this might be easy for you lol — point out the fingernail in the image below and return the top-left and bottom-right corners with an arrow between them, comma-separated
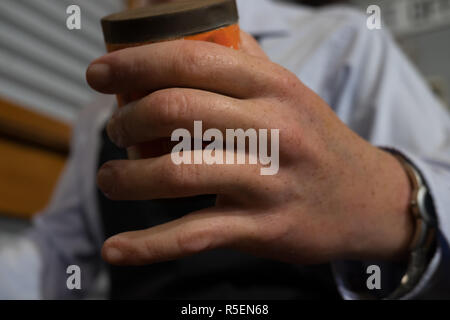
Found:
97,165 -> 115,198
87,63 -> 112,89
105,246 -> 123,263
107,117 -> 124,148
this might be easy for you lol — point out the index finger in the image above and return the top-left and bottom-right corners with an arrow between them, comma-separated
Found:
86,39 -> 285,99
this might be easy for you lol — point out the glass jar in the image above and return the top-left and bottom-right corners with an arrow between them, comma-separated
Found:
101,0 -> 240,158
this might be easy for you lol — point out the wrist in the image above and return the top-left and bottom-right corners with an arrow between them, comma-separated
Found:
380,150 -> 416,259
343,147 -> 415,261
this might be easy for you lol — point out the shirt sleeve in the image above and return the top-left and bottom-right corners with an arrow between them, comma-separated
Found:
0,235 -> 42,299
0,96 -> 114,299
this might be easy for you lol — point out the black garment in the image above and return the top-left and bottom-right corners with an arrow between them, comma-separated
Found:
97,128 -> 341,299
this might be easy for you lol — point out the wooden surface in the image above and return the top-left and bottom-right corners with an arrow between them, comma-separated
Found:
0,98 -> 72,219
0,138 -> 67,219
0,97 -> 71,154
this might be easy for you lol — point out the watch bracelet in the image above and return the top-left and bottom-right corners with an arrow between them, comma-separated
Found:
382,148 -> 438,299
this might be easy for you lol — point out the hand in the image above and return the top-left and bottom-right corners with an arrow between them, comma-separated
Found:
87,32 -> 414,266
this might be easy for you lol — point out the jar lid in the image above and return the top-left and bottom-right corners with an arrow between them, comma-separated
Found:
102,0 -> 239,44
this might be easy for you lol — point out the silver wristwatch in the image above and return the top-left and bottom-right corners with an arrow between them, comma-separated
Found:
385,150 -> 438,300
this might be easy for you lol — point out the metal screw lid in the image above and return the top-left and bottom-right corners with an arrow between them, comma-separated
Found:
102,0 -> 239,44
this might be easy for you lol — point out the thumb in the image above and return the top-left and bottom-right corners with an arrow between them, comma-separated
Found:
101,208 -> 253,266
239,30 -> 270,60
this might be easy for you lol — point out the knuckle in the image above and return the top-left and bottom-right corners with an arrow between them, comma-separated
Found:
177,227 -> 212,254
147,89 -> 190,127
142,237 -> 166,262
165,161 -> 197,190
257,215 -> 290,243
277,70 -> 301,95
174,41 -> 220,78
280,122 -> 304,156
264,66 -> 302,99
181,42 -> 206,71
173,41 -> 200,75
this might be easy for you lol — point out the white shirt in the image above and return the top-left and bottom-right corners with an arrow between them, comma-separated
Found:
1,0 -> 449,299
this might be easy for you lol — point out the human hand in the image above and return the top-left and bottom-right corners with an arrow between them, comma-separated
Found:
87,31 -> 414,266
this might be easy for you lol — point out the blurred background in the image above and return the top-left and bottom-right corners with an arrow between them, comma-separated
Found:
1,0 -> 449,239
